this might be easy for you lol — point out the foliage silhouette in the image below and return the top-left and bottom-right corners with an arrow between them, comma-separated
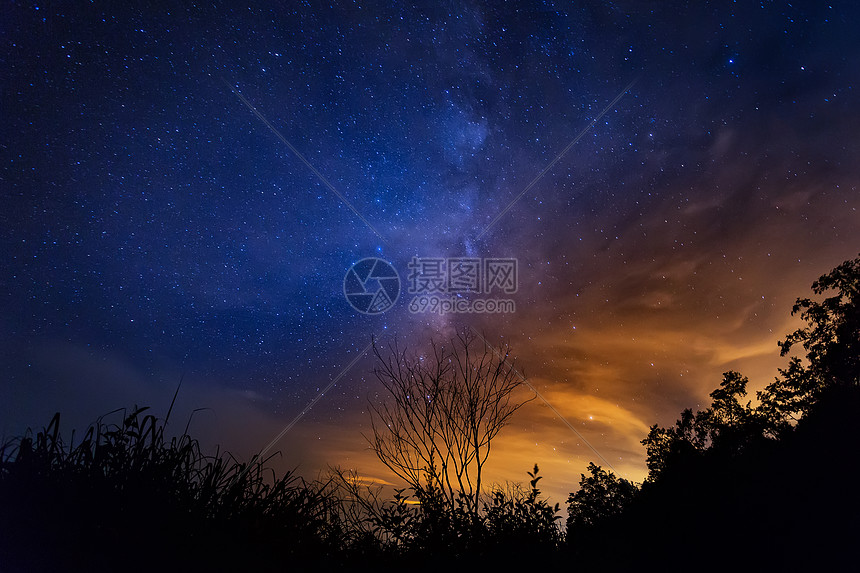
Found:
484,464 -> 562,550
325,462 -> 562,569
757,253 -> 860,430
566,462 -> 637,533
640,370 -> 767,480
2,255 -> 858,570
564,254 -> 860,569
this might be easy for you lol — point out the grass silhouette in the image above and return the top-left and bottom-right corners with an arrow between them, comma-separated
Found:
0,401 -> 342,572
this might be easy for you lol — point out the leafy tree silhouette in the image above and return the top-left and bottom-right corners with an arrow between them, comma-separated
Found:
641,254 -> 860,480
566,254 -> 860,570
566,462 -> 637,540
641,370 -> 765,480
758,253 -> 860,430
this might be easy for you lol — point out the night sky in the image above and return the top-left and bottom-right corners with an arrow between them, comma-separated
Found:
2,2 -> 859,504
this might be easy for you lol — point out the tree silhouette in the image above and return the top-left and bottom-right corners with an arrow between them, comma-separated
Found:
566,462 -> 637,533
367,330 -> 531,521
758,253 -> 860,430
641,370 -> 762,480
641,254 -> 860,481
599,254 -> 860,570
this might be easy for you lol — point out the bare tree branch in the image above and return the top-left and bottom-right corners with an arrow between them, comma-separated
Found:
365,330 -> 533,517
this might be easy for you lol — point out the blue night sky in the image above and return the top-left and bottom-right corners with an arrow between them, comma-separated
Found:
2,1 -> 859,501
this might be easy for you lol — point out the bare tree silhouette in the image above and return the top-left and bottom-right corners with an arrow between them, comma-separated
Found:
367,330 -> 532,518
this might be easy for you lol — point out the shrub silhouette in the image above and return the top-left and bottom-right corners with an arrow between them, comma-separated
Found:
484,464 -> 562,550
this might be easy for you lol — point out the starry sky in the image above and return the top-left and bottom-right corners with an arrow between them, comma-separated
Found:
2,1 -> 859,504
